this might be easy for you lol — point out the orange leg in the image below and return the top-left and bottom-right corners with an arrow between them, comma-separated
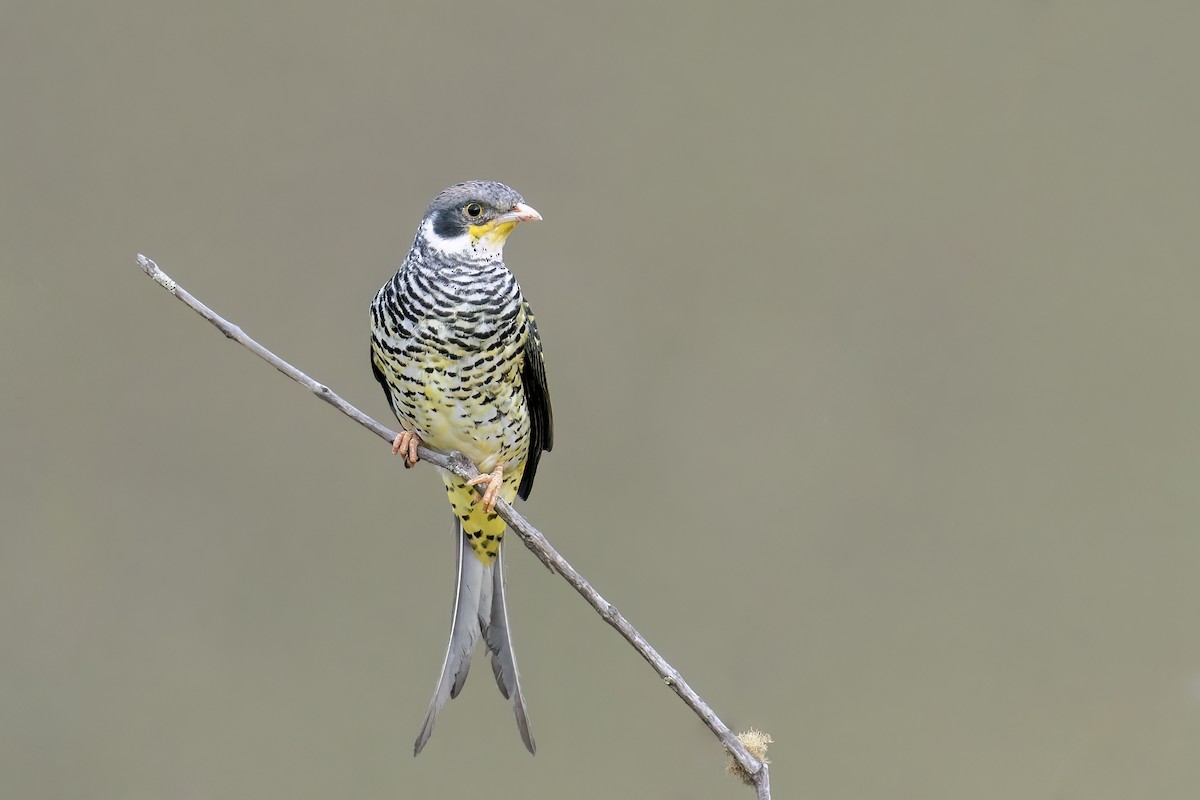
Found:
390,431 -> 421,468
467,466 -> 504,514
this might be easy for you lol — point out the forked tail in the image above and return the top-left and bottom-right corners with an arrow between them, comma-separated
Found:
414,519 -> 535,755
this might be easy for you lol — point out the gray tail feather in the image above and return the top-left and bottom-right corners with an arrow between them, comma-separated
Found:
482,545 -> 536,754
414,520 -> 485,756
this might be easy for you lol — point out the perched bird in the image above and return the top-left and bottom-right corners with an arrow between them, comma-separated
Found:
370,180 -> 553,756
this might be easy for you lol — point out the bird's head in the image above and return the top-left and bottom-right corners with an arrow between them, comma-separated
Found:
418,180 -> 541,261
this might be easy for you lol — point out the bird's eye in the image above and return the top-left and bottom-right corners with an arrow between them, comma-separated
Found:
465,202 -> 483,218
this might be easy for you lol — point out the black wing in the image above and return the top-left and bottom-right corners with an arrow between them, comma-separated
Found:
518,302 -> 554,500
371,350 -> 397,417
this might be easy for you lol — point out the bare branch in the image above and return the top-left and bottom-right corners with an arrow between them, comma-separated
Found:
135,254 -> 771,797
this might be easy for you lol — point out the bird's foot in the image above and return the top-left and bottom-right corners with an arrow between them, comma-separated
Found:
390,431 -> 421,468
467,466 -> 504,514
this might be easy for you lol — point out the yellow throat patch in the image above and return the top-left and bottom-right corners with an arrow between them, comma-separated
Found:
468,220 -> 518,248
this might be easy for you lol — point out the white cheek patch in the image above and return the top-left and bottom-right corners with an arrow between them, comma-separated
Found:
421,218 -> 470,257
421,218 -> 506,261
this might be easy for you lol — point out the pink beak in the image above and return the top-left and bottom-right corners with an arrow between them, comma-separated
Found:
508,202 -> 542,223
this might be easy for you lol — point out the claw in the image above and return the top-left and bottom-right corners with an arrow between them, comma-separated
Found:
390,431 -> 421,468
466,466 -> 504,514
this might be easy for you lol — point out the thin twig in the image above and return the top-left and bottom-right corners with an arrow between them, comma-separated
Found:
135,254 -> 771,798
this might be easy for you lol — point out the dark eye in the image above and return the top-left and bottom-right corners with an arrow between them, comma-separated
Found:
465,202 -> 483,218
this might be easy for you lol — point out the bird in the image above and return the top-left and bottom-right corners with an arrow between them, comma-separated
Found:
369,180 -> 553,756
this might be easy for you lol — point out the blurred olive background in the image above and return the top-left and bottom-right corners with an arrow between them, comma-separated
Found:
3,2 -> 1199,798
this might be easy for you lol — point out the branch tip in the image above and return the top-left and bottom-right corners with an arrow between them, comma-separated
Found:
726,729 -> 773,785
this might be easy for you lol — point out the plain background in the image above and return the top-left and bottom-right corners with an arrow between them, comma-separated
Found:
3,2 -> 1199,798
